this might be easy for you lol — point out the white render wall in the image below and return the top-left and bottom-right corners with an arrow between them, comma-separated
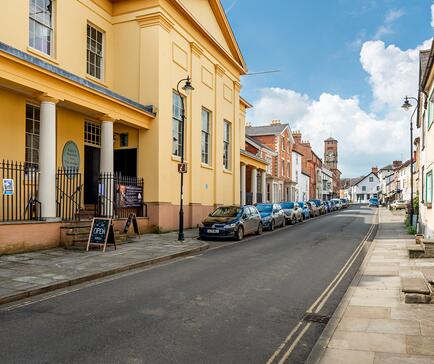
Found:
351,173 -> 379,202
299,173 -> 310,201
292,151 -> 302,201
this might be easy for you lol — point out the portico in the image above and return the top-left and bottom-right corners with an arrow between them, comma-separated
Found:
240,151 -> 268,205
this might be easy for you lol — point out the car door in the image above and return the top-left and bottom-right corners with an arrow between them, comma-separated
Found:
242,207 -> 252,233
249,206 -> 260,232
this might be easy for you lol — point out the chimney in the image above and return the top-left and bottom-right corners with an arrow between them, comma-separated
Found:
245,121 -> 251,127
271,119 -> 281,125
392,160 -> 402,169
372,166 -> 378,174
292,130 -> 302,143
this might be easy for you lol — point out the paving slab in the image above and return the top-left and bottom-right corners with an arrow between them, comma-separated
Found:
0,229 -> 207,305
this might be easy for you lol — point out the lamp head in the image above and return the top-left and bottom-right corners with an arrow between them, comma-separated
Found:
401,97 -> 412,111
182,76 -> 194,96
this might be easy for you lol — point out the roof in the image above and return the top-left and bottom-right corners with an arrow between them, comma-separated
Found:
324,137 -> 337,142
421,39 -> 434,91
352,171 -> 379,187
246,123 -> 288,136
240,97 -> 253,109
379,164 -> 393,171
245,135 -> 275,154
420,49 -> 431,87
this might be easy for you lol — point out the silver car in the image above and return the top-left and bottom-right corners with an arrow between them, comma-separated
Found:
280,202 -> 303,224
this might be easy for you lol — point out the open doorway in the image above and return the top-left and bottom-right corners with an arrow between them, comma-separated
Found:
114,149 -> 137,177
84,145 -> 100,204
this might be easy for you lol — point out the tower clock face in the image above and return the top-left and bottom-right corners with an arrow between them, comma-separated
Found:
326,151 -> 335,162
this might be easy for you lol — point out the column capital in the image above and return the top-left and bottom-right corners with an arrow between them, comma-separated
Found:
215,64 -> 225,77
136,11 -> 174,32
98,115 -> 116,123
233,81 -> 241,92
190,42 -> 204,58
37,93 -> 59,104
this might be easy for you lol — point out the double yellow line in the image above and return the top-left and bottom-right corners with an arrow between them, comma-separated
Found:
267,208 -> 378,364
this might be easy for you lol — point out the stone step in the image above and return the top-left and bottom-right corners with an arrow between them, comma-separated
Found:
422,239 -> 434,258
422,268 -> 434,285
407,244 -> 426,259
401,274 -> 432,304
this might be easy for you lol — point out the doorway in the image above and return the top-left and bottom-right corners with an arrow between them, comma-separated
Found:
84,145 -> 100,204
114,149 -> 137,176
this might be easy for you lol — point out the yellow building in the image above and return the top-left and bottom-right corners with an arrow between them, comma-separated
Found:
0,0 -> 259,252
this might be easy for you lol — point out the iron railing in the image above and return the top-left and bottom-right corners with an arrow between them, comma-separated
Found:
97,173 -> 145,219
0,160 -> 41,222
56,168 -> 82,221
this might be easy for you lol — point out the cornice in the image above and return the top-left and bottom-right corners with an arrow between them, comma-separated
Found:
233,80 -> 241,93
37,93 -> 59,104
136,11 -> 174,32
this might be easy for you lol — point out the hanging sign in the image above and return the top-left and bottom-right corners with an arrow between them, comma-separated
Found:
86,217 -> 116,252
118,185 -> 142,208
178,163 -> 187,174
2,179 -> 14,195
62,141 -> 80,176
123,213 -> 139,234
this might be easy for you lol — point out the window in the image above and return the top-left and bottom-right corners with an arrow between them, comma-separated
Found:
87,24 -> 104,80
281,160 -> 285,176
29,0 -> 54,56
362,186 -> 367,192
172,92 -> 184,157
201,108 -> 211,164
287,161 -> 290,177
265,156 -> 272,174
281,138 -> 285,151
428,92 -> 434,130
223,120 -> 231,169
25,104 -> 40,171
369,177 -> 374,182
422,166 -> 425,202
84,121 -> 101,147
426,171 -> 433,206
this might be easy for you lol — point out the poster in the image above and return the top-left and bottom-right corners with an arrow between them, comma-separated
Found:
2,178 -> 14,195
117,184 -> 142,208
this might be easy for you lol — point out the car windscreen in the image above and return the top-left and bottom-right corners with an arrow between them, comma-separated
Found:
280,202 -> 294,209
297,202 -> 304,207
256,204 -> 272,212
210,207 -> 241,217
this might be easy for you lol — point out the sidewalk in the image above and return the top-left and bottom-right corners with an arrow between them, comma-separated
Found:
0,229 -> 207,305
311,207 -> 434,364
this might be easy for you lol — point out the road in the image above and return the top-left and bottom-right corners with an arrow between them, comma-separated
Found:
0,204 -> 376,364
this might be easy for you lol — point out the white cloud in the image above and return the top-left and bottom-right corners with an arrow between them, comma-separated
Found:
373,8 -> 405,39
247,38 -> 433,177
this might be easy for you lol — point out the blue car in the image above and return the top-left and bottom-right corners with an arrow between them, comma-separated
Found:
255,203 -> 286,230
323,201 -> 332,213
297,202 -> 311,219
369,197 -> 379,208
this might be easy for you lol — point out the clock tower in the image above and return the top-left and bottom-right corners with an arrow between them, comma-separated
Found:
324,137 -> 338,170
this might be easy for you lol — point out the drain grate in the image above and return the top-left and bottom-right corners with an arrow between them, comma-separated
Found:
303,313 -> 330,324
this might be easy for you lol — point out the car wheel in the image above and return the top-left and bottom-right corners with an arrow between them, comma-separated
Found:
256,223 -> 263,235
292,216 -> 297,225
236,226 -> 244,241
282,218 -> 286,227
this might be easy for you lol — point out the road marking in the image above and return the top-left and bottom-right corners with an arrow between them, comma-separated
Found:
266,207 -> 378,363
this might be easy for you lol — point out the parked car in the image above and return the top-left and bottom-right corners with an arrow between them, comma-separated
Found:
199,205 -> 262,241
255,203 -> 286,230
323,200 -> 332,213
306,201 -> 319,217
340,198 -> 349,208
368,197 -> 379,208
281,202 -> 303,224
331,198 -> 343,210
309,199 -> 325,215
393,200 -> 408,210
297,202 -> 311,219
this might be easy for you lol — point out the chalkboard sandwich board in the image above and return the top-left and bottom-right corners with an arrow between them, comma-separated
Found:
123,213 -> 139,235
86,218 -> 116,252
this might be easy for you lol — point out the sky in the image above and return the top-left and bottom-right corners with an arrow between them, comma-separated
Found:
220,0 -> 434,177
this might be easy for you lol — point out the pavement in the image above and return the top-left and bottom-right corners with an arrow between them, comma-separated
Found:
0,229 -> 207,305
0,205 -> 375,364
309,207 -> 434,364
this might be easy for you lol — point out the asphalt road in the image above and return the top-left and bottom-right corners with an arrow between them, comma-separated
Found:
0,205 -> 376,364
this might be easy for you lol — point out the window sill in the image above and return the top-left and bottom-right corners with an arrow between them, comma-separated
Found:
223,169 -> 232,175
27,46 -> 59,65
85,74 -> 108,88
171,155 -> 188,163
201,163 -> 213,170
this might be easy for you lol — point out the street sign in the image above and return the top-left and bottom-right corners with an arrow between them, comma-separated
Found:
2,178 -> 14,195
123,213 -> 139,234
178,163 -> 187,174
86,218 -> 116,252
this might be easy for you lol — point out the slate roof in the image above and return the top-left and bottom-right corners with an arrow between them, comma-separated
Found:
324,137 -> 337,142
246,123 -> 288,136
379,164 -> 393,171
420,49 -> 431,87
245,135 -> 275,153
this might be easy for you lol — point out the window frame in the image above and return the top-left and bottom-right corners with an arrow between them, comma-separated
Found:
25,103 -> 41,172
29,0 -> 55,57
426,171 -> 433,207
201,108 -> 212,165
84,120 -> 101,147
172,91 -> 185,158
223,120 -> 231,170
86,23 -> 105,81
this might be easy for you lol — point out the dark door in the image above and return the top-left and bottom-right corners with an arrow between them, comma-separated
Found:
84,146 -> 100,204
114,149 -> 137,177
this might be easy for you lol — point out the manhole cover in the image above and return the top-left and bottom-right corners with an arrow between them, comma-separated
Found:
303,313 -> 330,324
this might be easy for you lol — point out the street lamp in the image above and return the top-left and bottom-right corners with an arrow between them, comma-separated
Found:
177,76 -> 194,241
401,96 -> 418,227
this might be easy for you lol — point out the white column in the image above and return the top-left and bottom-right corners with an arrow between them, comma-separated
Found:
38,96 -> 58,220
251,168 -> 257,204
240,164 -> 246,206
100,117 -> 114,216
261,172 -> 267,202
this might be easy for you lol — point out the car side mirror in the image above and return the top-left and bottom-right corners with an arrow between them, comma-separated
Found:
242,213 -> 248,219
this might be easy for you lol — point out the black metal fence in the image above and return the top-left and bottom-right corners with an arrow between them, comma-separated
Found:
245,192 -> 263,205
0,160 -> 41,222
56,168 -> 82,221
97,173 -> 145,219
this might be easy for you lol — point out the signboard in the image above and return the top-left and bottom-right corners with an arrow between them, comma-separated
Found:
178,163 -> 187,174
86,218 -> 116,252
118,185 -> 142,208
62,141 -> 80,176
123,213 -> 139,234
2,179 -> 14,195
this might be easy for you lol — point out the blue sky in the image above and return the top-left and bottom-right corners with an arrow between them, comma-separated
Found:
220,0 -> 434,176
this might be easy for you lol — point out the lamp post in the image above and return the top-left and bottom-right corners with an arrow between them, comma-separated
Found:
176,76 -> 194,241
401,96 -> 418,228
